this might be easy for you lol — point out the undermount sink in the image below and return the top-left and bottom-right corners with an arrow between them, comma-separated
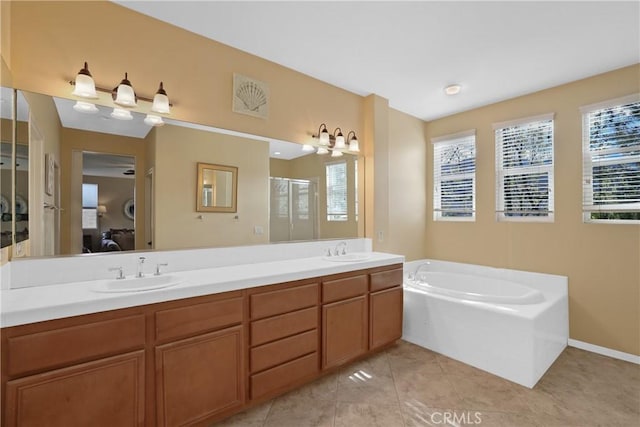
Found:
323,253 -> 372,262
93,275 -> 181,293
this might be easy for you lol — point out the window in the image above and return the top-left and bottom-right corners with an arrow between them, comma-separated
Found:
326,161 -> 347,221
432,130 -> 476,221
581,95 -> 640,223
82,183 -> 98,229
494,113 -> 554,221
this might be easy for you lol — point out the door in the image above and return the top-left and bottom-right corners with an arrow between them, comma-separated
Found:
290,179 -> 318,241
155,326 -> 244,426
370,287 -> 403,350
5,351 -> 145,427
322,295 -> 368,369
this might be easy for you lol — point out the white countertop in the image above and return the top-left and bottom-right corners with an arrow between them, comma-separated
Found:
0,252 -> 403,328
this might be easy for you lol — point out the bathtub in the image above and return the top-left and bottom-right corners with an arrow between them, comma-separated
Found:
403,259 -> 568,388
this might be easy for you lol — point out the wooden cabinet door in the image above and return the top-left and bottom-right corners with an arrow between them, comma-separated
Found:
322,295 -> 368,369
5,351 -> 145,427
370,286 -> 403,350
155,325 -> 244,427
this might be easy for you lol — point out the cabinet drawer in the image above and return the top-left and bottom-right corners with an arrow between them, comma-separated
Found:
250,352 -> 318,400
250,283 -> 318,319
251,307 -> 317,346
322,274 -> 368,303
7,315 -> 146,377
370,268 -> 403,292
250,329 -> 317,373
155,296 -> 243,342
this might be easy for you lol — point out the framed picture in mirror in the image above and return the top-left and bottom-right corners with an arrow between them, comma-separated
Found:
196,163 -> 238,213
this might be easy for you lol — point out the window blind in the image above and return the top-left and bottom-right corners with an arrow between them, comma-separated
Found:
495,115 -> 554,220
326,162 -> 347,221
433,131 -> 476,221
582,97 -> 640,222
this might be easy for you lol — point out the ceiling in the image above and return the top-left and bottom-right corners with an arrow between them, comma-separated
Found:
114,1 -> 640,121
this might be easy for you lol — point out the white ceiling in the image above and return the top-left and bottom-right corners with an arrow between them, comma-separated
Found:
114,1 -> 640,121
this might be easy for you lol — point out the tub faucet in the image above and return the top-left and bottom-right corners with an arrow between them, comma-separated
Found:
136,257 -> 146,278
334,241 -> 347,256
411,262 -> 431,282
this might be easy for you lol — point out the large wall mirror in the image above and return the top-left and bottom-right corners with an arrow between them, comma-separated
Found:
7,89 -> 362,259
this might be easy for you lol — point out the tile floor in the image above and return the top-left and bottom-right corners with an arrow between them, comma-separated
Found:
214,340 -> 640,427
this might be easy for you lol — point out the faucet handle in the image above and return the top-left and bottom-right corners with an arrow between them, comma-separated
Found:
108,267 -> 125,280
325,248 -> 332,257
155,262 -> 169,276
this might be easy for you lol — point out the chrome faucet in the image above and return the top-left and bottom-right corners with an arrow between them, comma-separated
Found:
136,257 -> 146,278
411,262 -> 431,282
155,262 -> 168,276
108,266 -> 125,280
334,241 -> 347,256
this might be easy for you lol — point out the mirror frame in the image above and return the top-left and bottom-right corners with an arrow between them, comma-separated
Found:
196,162 -> 238,213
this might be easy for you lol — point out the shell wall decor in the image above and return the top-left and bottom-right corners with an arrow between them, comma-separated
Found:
232,73 -> 269,119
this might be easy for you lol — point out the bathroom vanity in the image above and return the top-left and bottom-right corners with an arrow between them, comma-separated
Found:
0,255 -> 403,426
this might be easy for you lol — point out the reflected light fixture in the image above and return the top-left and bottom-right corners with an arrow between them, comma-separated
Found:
97,205 -> 107,217
444,84 -> 462,96
143,114 -> 164,127
331,149 -> 343,158
71,62 -> 98,99
73,101 -> 98,114
111,107 -> 133,121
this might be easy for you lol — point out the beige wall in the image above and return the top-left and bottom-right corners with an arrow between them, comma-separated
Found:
387,108 -> 427,261
9,1 -> 362,148
424,64 -> 640,355
83,175 -> 135,252
60,128 -> 147,254
153,124 -> 269,250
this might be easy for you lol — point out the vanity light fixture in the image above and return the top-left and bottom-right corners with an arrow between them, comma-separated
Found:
71,62 -> 98,99
346,131 -> 359,153
444,84 -> 462,96
308,123 -> 360,156
97,205 -> 107,217
113,73 -> 137,107
69,62 -> 172,127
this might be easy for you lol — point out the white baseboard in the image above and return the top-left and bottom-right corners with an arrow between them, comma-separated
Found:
568,339 -> 640,365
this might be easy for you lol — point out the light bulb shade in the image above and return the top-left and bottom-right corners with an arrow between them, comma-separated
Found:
302,144 -> 315,152
113,73 -> 137,107
144,114 -> 165,127
111,107 -> 133,120
72,62 -> 98,99
345,131 -> 360,153
316,147 -> 329,155
73,101 -> 98,114
97,205 -> 107,214
151,82 -> 170,114
331,149 -> 343,157
319,129 -> 330,146
334,128 -> 346,149
348,136 -> 360,153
